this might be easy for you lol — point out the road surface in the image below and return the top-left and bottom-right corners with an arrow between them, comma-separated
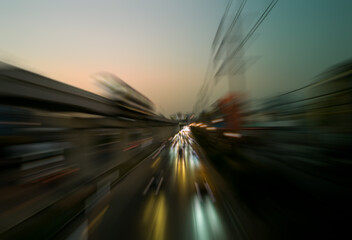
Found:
66,126 -> 247,240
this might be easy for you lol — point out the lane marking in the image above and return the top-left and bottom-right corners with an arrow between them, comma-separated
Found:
83,205 -> 109,235
143,177 -> 155,195
155,177 -> 164,195
152,145 -> 166,159
151,157 -> 161,168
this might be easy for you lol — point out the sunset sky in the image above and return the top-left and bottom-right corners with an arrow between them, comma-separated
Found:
1,0 -> 351,115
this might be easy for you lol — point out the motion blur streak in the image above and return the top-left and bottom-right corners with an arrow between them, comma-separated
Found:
193,197 -> 227,240
85,205 -> 109,233
191,60 -> 352,239
1,60 -> 351,240
1,1 -> 352,239
141,194 -> 167,240
0,62 -> 178,239
193,197 -> 209,240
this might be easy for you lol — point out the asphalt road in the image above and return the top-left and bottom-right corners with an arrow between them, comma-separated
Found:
68,126 -> 246,240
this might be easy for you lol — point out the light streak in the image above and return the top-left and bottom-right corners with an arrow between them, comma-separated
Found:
211,118 -> 224,123
223,132 -> 241,138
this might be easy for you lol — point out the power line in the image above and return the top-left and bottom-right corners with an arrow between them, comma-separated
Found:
214,0 -> 279,79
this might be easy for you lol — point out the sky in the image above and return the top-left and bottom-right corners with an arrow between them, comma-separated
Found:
1,0 -> 351,115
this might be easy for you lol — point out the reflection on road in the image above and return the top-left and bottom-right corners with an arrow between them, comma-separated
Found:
84,126 -> 234,240
142,194 -> 167,240
193,196 -> 226,240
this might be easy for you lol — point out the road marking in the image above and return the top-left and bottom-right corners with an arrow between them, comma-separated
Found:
151,157 -> 161,168
143,177 -> 155,195
152,145 -> 166,159
155,177 -> 164,195
82,205 -> 109,235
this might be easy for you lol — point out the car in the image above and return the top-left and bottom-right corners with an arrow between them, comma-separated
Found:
194,178 -> 215,202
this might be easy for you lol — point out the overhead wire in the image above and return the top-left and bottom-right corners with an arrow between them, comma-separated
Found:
214,0 -> 279,79
194,0 -> 280,114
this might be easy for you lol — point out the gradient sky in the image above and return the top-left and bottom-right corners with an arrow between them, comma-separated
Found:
1,0 -> 351,115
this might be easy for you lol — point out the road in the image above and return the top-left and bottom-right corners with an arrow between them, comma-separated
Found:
66,126 -> 246,240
